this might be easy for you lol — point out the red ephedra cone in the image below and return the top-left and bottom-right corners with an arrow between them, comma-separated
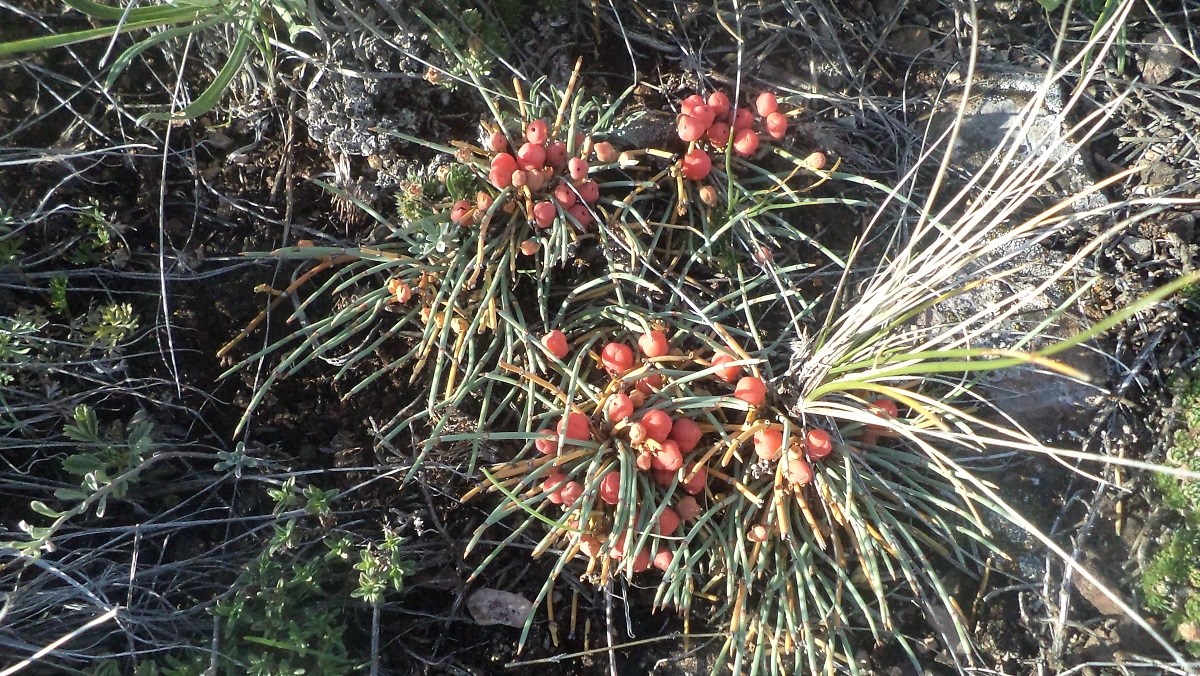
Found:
637,330 -> 669,358
557,412 -> 590,442
755,91 -> 778,117
711,350 -> 742,382
805,428 -> 832,458
706,122 -> 730,148
532,201 -> 556,229
733,129 -> 759,157
655,506 -> 681,535
599,471 -> 621,505
526,119 -> 548,145
568,157 -> 589,181
707,91 -> 731,118
677,115 -> 706,143
681,462 -> 707,495
652,440 -> 683,472
681,148 -> 712,181
765,111 -> 788,139
517,142 -> 546,171
676,495 -> 702,521
786,458 -> 814,486
641,409 -> 673,443
734,376 -> 767,406
601,342 -> 634,373
541,330 -> 568,359
490,153 -> 518,188
753,428 -> 783,460
605,393 -> 634,423
668,417 -> 702,453
576,180 -> 599,204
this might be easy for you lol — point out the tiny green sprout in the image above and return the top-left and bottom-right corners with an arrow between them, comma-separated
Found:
302,485 -> 338,516
214,441 -> 261,478
267,477 -> 300,515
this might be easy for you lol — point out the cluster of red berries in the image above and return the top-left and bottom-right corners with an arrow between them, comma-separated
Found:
526,325 -> 887,570
676,90 -> 790,183
448,120 -> 621,234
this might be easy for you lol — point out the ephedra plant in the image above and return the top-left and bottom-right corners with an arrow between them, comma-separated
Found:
217,1 -> 1200,673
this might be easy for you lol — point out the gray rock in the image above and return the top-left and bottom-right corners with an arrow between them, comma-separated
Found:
1139,27 -> 1183,86
931,70 -> 1110,227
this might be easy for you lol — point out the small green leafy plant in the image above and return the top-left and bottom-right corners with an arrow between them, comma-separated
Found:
1143,370 -> 1200,655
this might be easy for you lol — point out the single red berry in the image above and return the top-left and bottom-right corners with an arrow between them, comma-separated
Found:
489,153 -> 518,189
707,91 -> 731,119
733,129 -> 759,157
755,91 -> 778,117
542,329 -> 568,359
641,409 -> 673,442
668,417 -> 702,453
786,458 -> 814,486
488,131 -> 508,152
652,440 -> 683,472
546,141 -> 569,169
568,157 -> 589,181
491,152 -> 517,174
601,342 -> 634,373
681,462 -> 707,495
753,428 -> 783,460
691,104 -> 715,129
631,546 -> 651,573
805,428 -> 832,459
526,119 -> 548,145
652,468 -> 674,487
871,398 -> 899,418
635,373 -> 663,395
599,471 -> 621,505
765,111 -> 788,139
676,495 -> 701,521
525,169 -> 547,192
732,108 -> 754,131
606,392 -> 634,423
677,115 -> 705,143
681,94 -> 706,117
535,434 -> 557,455
609,533 -> 632,559
706,122 -> 730,148
653,548 -> 675,572
553,183 -> 577,208
517,142 -> 546,171
532,200 -> 556,229
655,506 -> 681,535
567,203 -> 594,228
680,148 -> 712,181
559,480 -> 583,506
557,412 -> 590,442
510,169 -> 528,187
711,350 -> 742,382
593,141 -> 618,163
637,330 -> 669,358
734,376 -> 767,406
450,199 -> 474,226
576,179 -> 599,204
